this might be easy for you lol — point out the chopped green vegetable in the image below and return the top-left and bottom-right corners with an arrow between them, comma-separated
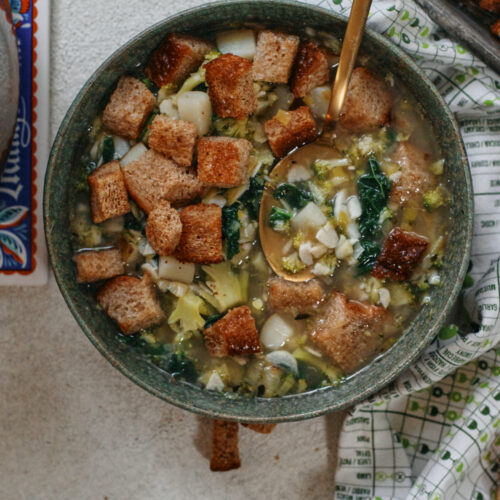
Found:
423,186 -> 448,212
281,252 -> 306,273
163,351 -> 198,383
140,111 -> 159,144
214,117 -> 249,138
269,206 -> 292,232
357,240 -> 381,275
240,176 -> 265,219
312,159 -> 331,181
168,291 -> 211,333
222,205 -> 241,260
203,314 -> 224,329
204,49 -> 221,62
385,127 -> 398,145
101,136 -> 115,163
141,77 -> 157,92
273,182 -> 313,209
429,159 -> 444,176
293,348 -> 341,382
317,253 -> 338,275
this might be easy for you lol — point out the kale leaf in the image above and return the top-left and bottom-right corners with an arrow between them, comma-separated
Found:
222,205 -> 240,260
240,176 -> 265,219
163,352 -> 198,383
203,314 -> 224,329
269,206 -> 292,228
101,136 -> 115,164
273,182 -> 313,209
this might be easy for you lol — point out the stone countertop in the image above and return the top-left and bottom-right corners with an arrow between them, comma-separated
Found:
0,1 -> 343,498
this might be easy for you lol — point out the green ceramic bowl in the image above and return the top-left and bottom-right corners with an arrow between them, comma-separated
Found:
44,0 -> 473,422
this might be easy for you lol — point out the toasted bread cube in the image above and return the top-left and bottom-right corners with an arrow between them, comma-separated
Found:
203,306 -> 261,357
74,248 -> 124,283
390,142 -> 432,205
480,0 -> 500,13
205,54 -> 257,119
102,76 -> 156,140
241,423 -> 277,434
88,161 -> 130,223
268,277 -> 325,316
97,274 -> 164,334
146,201 -> 182,256
197,137 -> 252,188
146,33 -> 213,87
372,227 -> 429,281
264,106 -> 317,158
252,30 -> 300,83
340,68 -> 392,133
310,291 -> 391,373
491,18 -> 500,37
290,41 -> 330,98
121,149 -> 202,214
210,420 -> 241,472
148,115 -> 197,167
174,203 -> 223,264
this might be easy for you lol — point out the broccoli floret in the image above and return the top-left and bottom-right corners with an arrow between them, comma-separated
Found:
168,291 -> 211,333
269,206 -> 292,233
214,117 -> 249,138
281,252 -> 306,273
312,159 -> 332,181
200,262 -> 248,313
292,231 -> 305,249
70,212 -> 102,247
204,49 -> 221,62
174,50 -> 220,96
318,253 -> 338,274
423,186 -> 448,212
429,159 -> 444,176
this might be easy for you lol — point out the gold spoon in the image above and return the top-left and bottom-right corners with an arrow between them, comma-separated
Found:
259,0 -> 372,282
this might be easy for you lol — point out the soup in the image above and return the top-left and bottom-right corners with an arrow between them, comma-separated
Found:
70,27 -> 449,397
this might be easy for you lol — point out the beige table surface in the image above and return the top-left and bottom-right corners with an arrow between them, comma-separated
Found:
0,1 -> 345,498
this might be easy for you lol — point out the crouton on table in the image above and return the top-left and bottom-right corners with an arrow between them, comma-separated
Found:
197,136 -> 252,188
148,115 -> 197,167
264,106 -> 317,158
310,291 -> 392,373
210,420 -> 241,472
88,161 -> 130,223
146,33 -> 213,87
97,274 -> 164,334
121,149 -> 202,214
74,248 -> 124,283
203,306 -> 261,357
174,203 -> 223,264
290,41 -> 330,98
390,141 -> 432,205
340,67 -> 392,133
241,423 -> 277,434
372,227 -> 429,281
252,30 -> 300,83
205,53 -> 256,119
268,277 -> 325,316
146,201 -> 182,256
102,76 -> 156,140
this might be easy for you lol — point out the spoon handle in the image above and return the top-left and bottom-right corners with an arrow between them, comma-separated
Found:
325,0 -> 372,125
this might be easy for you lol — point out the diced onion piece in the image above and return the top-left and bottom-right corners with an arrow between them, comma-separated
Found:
429,274 -> 441,285
177,91 -> 212,136
316,223 -> 338,248
347,221 -> 360,242
119,142 -> 147,166
292,202 -> 327,232
203,195 -> 226,207
261,313 -> 297,350
282,239 -> 293,254
335,235 -> 353,259
304,85 -> 331,119
266,350 -> 298,376
346,196 -> 362,219
333,190 -> 346,219
159,97 -> 179,118
158,256 -> 195,283
298,242 -> 314,266
287,165 -> 312,183
206,371 -> 225,391
113,136 -> 130,159
378,287 -> 391,308
310,243 -> 328,259
225,183 -> 249,205
101,215 -> 124,234
312,261 -> 331,276
141,262 -> 159,281
216,29 -> 256,59
157,280 -> 190,297
138,239 -> 155,257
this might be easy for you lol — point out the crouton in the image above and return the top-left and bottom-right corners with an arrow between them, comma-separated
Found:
390,142 -> 432,205
290,41 -> 330,98
480,0 -> 500,14
145,201 -> 182,256
264,106 -> 317,158
88,161 -> 130,223
268,277 -> 325,316
241,423 -> 277,434
148,115 -> 197,167
197,136 -> 252,188
205,54 -> 256,119
310,291 -> 392,373
252,30 -> 300,83
146,33 -> 213,87
174,203 -> 223,264
73,248 -> 124,283
121,149 -> 202,214
97,274 -> 164,334
210,420 -> 241,472
372,227 -> 429,281
102,76 -> 156,140
491,18 -> 500,37
203,306 -> 261,357
340,67 -> 392,133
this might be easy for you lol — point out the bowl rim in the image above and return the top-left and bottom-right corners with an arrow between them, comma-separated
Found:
44,0 -> 473,422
